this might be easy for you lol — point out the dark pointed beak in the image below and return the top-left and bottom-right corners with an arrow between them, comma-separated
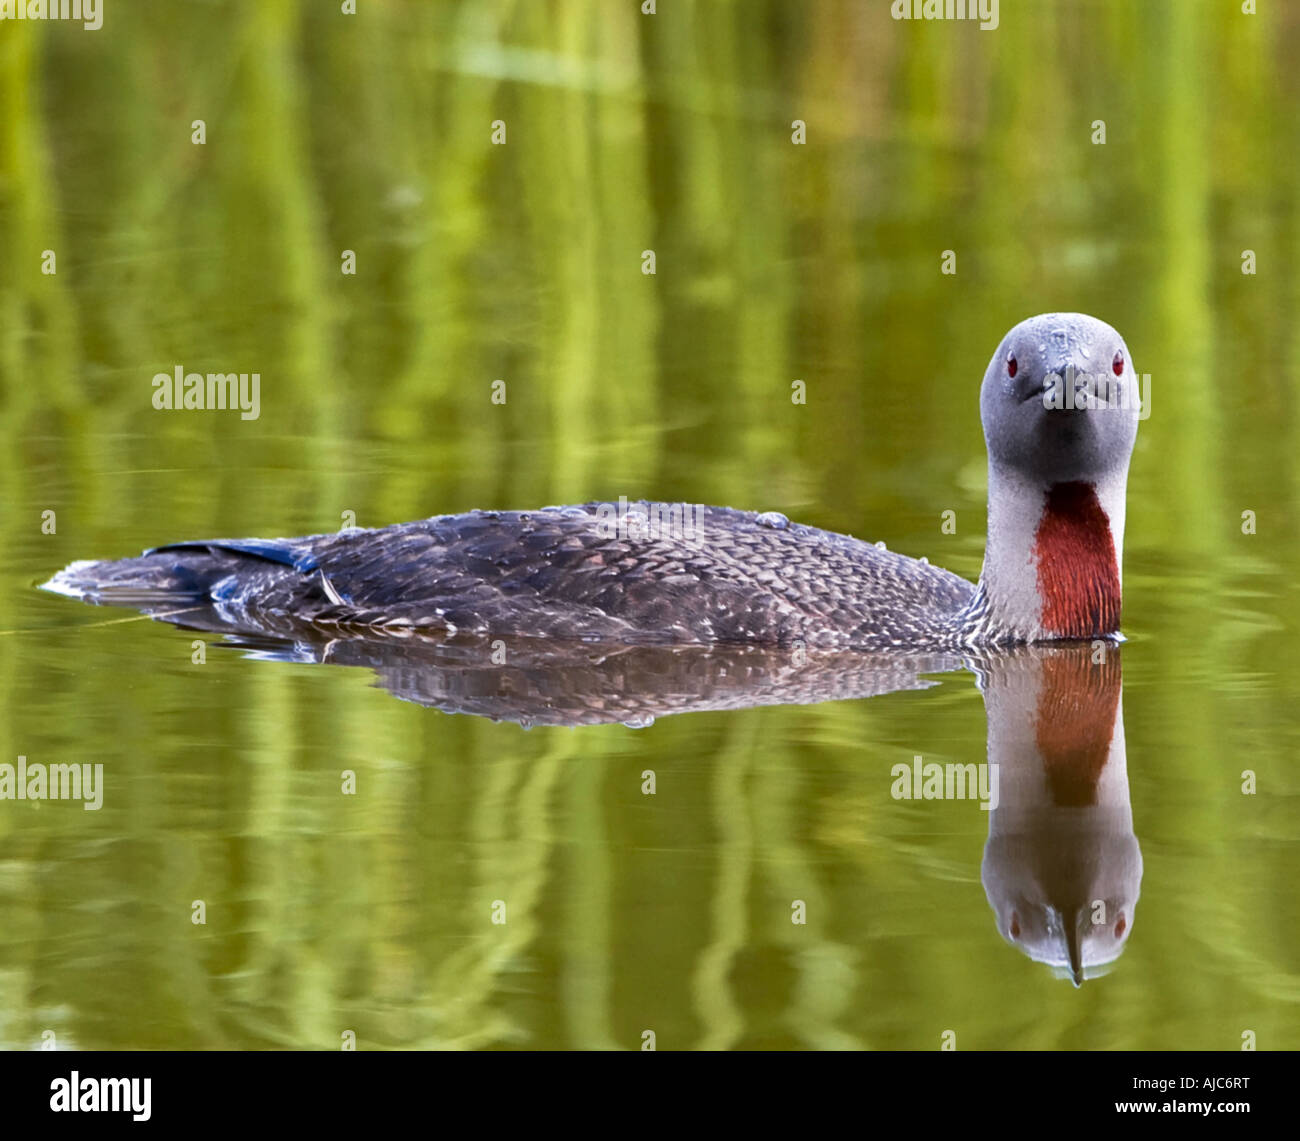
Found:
1066,919 -> 1085,987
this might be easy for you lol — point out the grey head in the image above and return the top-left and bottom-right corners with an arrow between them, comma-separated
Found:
984,831 -> 1144,986
980,313 -> 1140,485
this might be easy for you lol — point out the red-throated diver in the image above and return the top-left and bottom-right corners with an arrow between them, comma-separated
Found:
42,313 -> 1139,650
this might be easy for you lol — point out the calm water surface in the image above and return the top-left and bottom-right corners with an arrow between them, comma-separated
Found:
1,0 -> 1297,1049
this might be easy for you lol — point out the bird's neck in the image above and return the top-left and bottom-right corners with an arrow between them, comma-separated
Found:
977,646 -> 1130,818
969,466 -> 1126,643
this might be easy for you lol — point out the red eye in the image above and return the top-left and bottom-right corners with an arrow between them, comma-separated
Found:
1006,353 -> 1017,378
1112,351 -> 1124,376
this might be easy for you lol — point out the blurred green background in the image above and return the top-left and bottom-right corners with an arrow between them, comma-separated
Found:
0,0 -> 1297,1048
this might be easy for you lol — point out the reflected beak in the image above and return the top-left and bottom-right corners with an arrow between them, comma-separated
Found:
1066,920 -> 1085,987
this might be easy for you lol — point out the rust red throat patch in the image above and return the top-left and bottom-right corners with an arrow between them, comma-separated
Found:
1034,481 -> 1121,639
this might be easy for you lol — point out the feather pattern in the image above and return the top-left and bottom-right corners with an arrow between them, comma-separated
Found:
47,502 -> 978,650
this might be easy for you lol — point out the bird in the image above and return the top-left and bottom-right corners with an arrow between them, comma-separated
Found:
43,313 -> 1140,652
977,644 -> 1142,986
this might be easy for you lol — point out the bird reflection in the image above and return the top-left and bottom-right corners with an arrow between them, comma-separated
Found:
112,598 -> 970,725
977,645 -> 1140,985
61,599 -> 1141,982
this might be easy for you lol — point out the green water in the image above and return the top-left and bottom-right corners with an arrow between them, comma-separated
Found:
1,0 -> 1298,1049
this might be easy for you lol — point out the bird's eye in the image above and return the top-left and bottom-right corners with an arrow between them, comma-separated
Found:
1112,350 -> 1124,376
1006,353 -> 1017,379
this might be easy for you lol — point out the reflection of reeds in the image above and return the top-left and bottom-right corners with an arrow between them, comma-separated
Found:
1,0 -> 1298,1050
0,28 -> 79,413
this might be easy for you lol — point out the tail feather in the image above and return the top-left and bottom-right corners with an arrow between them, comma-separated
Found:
42,553 -> 228,604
